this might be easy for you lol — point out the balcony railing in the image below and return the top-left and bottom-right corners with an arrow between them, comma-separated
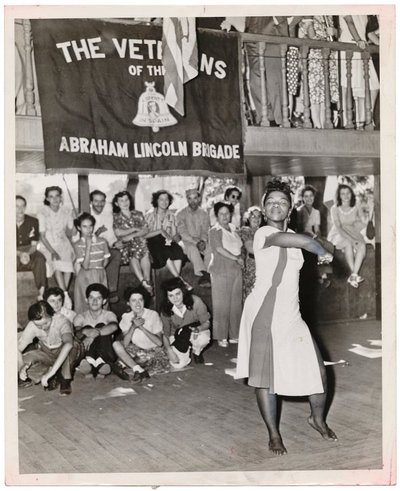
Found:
16,19 -> 379,132
240,32 -> 379,131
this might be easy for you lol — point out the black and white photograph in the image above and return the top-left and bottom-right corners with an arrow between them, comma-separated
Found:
4,3 -> 396,486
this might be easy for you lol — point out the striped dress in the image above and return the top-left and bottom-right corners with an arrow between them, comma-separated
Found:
73,236 -> 110,314
235,226 -> 323,396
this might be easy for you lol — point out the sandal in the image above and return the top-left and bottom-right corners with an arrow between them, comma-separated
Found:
347,274 -> 359,288
141,280 -> 154,296
179,277 -> 193,292
355,275 -> 365,284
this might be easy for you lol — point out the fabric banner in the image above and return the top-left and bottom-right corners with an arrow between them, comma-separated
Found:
31,19 -> 244,175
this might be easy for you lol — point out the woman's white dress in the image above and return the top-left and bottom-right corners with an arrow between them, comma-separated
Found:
235,226 -> 324,396
339,15 -> 380,97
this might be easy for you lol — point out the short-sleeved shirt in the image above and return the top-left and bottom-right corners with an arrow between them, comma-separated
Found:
16,214 -> 40,249
119,308 -> 163,350
18,313 -> 73,351
74,309 -> 118,330
208,224 -> 242,276
161,295 -> 210,338
297,205 -> 321,236
73,236 -> 110,269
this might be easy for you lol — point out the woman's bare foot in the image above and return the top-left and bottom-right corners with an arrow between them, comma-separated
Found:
308,416 -> 338,441
268,437 -> 287,455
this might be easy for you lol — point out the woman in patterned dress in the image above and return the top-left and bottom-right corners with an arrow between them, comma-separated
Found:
300,16 -> 339,128
239,206 -> 265,300
112,191 -> 153,295
38,186 -> 75,307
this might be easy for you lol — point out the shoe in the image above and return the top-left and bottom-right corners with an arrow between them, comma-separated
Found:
109,293 -> 120,304
198,273 -> 211,287
356,275 -> 365,284
97,363 -> 111,376
18,377 -> 33,388
44,374 -> 60,391
180,278 -> 193,291
111,363 -> 130,381
193,353 -> 204,364
347,274 -> 359,288
141,280 -> 154,296
131,369 -> 150,383
78,359 -> 92,375
229,338 -> 239,344
218,340 -> 229,348
59,378 -> 72,396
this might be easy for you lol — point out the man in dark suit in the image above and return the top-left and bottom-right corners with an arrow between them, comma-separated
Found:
16,195 -> 47,299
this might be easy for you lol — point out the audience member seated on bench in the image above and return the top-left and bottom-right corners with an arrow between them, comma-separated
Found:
18,301 -> 83,395
44,287 -> 76,323
113,287 -> 172,378
176,188 -> 211,287
160,278 -> 211,367
16,195 -> 47,300
73,283 -> 129,380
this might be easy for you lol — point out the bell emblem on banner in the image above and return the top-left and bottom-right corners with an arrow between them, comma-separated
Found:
133,82 -> 177,133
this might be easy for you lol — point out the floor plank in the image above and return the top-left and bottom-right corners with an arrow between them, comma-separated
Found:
18,319 -> 382,475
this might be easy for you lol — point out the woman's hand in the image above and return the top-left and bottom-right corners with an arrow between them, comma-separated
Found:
51,251 -> 61,261
236,257 -> 244,268
356,39 -> 367,50
41,370 -> 54,388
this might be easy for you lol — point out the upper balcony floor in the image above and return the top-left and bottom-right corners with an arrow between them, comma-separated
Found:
15,19 -> 380,177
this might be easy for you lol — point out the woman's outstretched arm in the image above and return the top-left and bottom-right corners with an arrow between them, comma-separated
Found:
263,231 -> 328,256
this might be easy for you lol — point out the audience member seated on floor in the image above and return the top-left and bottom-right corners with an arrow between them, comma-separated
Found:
90,190 -> 122,304
43,287 -> 76,323
208,202 -> 243,348
113,287 -> 171,378
176,188 -> 211,287
73,212 -> 110,315
16,195 -> 47,300
327,184 -> 366,288
18,301 -> 83,395
145,189 -> 192,291
73,283 -> 129,380
160,277 -> 211,367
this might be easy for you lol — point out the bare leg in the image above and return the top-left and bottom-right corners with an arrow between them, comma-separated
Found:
255,388 -> 287,455
320,103 -> 326,129
54,270 -> 66,290
311,103 -> 322,128
355,97 -> 365,128
162,334 -> 179,364
140,254 -> 152,282
63,272 -> 71,290
308,343 -> 337,441
353,241 -> 366,275
165,258 -> 181,277
343,243 -> 355,272
130,257 -> 144,282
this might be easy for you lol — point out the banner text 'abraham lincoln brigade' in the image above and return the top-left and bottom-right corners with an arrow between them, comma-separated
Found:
31,19 -> 244,176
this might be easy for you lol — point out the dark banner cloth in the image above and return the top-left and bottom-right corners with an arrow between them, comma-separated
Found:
31,19 -> 244,175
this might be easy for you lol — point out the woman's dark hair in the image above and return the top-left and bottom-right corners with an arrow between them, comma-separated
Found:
86,283 -> 109,300
123,286 -> 151,308
43,186 -> 62,206
301,185 -> 318,199
151,190 -> 173,209
261,178 -> 292,207
43,287 -> 65,303
213,201 -> 234,218
74,212 -> 96,231
224,185 -> 242,200
28,301 -> 55,321
336,184 -> 356,207
112,191 -> 134,214
242,206 -> 266,227
160,277 -> 194,316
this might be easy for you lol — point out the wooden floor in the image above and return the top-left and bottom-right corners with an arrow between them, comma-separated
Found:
18,319 -> 382,475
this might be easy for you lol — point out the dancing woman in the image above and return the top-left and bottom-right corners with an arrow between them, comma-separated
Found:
236,179 -> 337,455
